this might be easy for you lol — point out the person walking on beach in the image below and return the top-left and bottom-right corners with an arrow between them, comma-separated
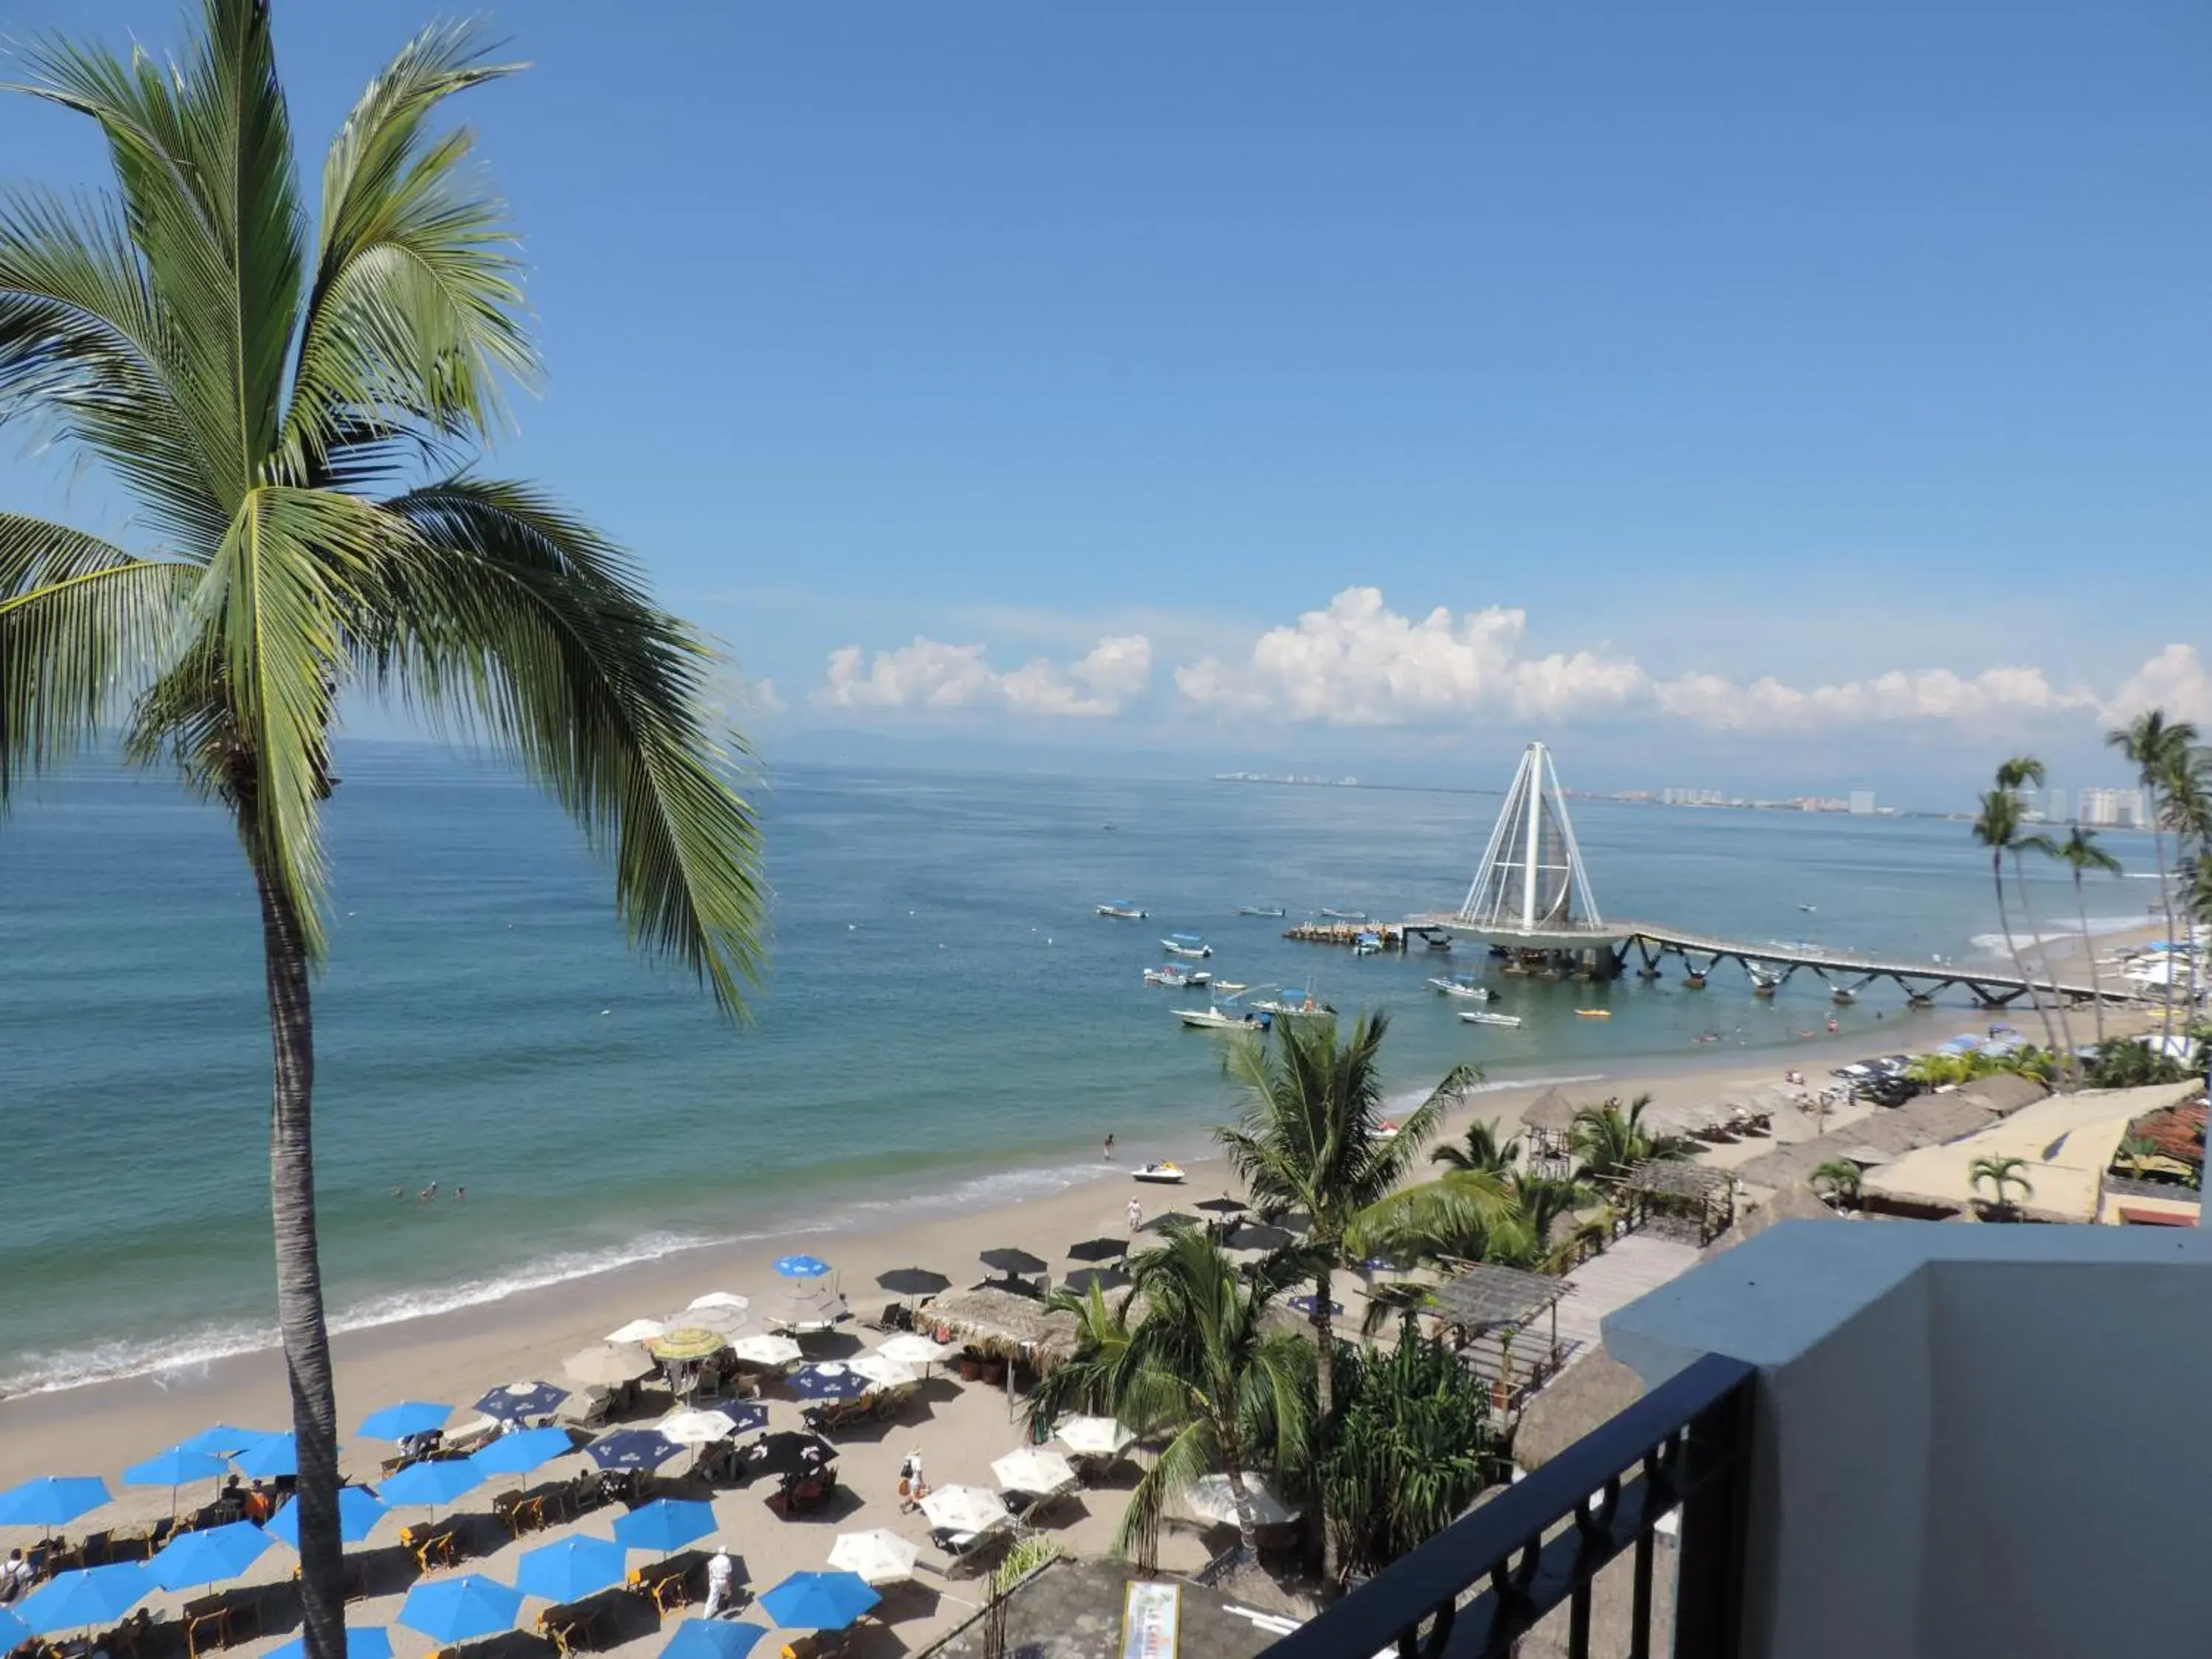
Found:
1127,1197 -> 1143,1233
1103,1133 -> 1115,1161
702,1548 -> 736,1618
898,1449 -> 927,1511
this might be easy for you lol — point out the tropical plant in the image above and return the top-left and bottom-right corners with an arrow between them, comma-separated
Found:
1217,1014 -> 1471,1462
1026,1230 -> 1316,1563
1357,1166 -> 1589,1276
1318,1314 -> 1492,1584
2081,1037 -> 2196,1090
1904,1047 -> 2055,1088
1993,756 -> 2077,1071
1972,789 -> 2065,1065
2107,711 -> 2200,1029
1969,1154 -> 2034,1218
0,9 -> 765,1651
2160,750 -> 2212,1023
1809,1158 -> 1863,1208
1568,1093 -> 1694,1183
2116,1135 -> 2163,1181
2049,827 -> 2124,1048
1430,1117 -> 1520,1177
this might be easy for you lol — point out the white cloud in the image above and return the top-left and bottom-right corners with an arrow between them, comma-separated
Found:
814,634 -> 1152,719
2105,644 -> 2212,726
1175,585 -> 2156,735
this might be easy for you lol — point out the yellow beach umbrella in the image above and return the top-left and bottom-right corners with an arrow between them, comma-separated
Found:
644,1326 -> 728,1363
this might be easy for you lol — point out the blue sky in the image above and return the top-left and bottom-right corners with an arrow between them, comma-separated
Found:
1,1 -> 2206,801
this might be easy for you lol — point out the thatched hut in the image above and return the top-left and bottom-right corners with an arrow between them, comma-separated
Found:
917,1284 -> 1081,1374
1951,1073 -> 2049,1116
1700,1182 -> 1837,1260
1512,1347 -> 1647,1470
1520,1086 -> 1581,1135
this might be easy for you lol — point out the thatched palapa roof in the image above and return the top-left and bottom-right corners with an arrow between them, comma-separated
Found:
1520,1086 -> 1581,1135
1700,1182 -> 1837,1260
1512,1347 -> 1648,1470
1731,1095 -> 2000,1192
1951,1073 -> 2050,1116
917,1284 -> 1080,1371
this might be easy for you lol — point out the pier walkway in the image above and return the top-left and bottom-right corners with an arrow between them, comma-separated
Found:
1613,922 -> 2118,1009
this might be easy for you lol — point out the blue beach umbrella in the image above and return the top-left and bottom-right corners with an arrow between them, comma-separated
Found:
15,1562 -> 153,1636
714,1402 -> 768,1436
663,1621 -> 771,1659
378,1457 -> 487,1510
355,1401 -> 453,1442
514,1536 -> 628,1602
396,1574 -> 524,1644
758,1571 -> 879,1632
173,1425 -> 263,1459
266,1486 -> 388,1547
470,1426 -> 576,1478
0,1475 -> 111,1528
232,1432 -> 316,1479
0,1607 -> 31,1651
611,1498 -> 717,1555
772,1254 -> 832,1279
788,1365 -> 868,1404
266,1627 -> 393,1659
149,1520 -> 272,1591
1288,1294 -> 1346,1318
585,1430 -> 683,1472
123,1446 -> 229,1489
473,1380 -> 567,1421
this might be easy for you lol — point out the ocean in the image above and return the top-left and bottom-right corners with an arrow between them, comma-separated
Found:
0,748 -> 2156,1397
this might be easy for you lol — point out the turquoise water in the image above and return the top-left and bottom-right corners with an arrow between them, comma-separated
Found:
0,748 -> 2154,1395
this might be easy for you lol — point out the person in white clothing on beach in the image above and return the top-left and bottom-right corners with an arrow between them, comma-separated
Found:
703,1548 -> 736,1618
1127,1197 -> 1142,1233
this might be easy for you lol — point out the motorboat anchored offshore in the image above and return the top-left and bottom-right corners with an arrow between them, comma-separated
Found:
1144,964 -> 1213,990
1096,901 -> 1147,919
1458,1009 -> 1523,1028
1427,972 -> 1494,1001
1162,933 -> 1214,959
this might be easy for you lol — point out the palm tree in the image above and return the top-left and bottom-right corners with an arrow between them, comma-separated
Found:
1027,1230 -> 1315,1564
1568,1093 -> 1693,1183
1972,790 -> 2065,1063
1808,1158 -> 1863,1208
0,10 -> 764,1653
1430,1117 -> 1520,1177
2159,748 -> 2212,1026
2051,827 -> 2124,1048
2107,711 -> 2200,1029
1969,1155 -> 2034,1219
1994,757 -> 2076,1072
1318,1315 -> 1492,1583
1217,1015 -> 1472,1428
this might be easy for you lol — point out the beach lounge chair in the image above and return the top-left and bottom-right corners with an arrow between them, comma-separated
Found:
493,1489 -> 530,1537
400,1524 -> 460,1573
537,1601 -> 603,1656
626,1561 -> 692,1615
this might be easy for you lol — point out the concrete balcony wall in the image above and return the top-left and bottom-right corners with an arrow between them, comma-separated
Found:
1605,1222 -> 2212,1659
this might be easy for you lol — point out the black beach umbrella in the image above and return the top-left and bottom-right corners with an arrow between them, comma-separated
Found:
1225,1222 -> 1295,1253
1194,1196 -> 1248,1216
1060,1267 -> 1131,1296
979,1247 -> 1048,1276
1065,1237 -> 1128,1263
876,1267 -> 952,1298
743,1432 -> 837,1480
1143,1211 -> 1200,1234
474,1380 -> 568,1421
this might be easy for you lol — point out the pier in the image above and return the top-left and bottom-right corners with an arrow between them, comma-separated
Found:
1609,924 -> 2122,1009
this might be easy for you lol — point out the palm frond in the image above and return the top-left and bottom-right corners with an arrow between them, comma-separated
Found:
1114,1419 -> 1217,1559
371,477 -> 765,1012
0,515 -> 197,799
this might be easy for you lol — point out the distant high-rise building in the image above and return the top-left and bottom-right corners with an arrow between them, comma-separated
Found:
2045,787 -> 2068,824
2078,786 -> 2146,828
1848,790 -> 1877,815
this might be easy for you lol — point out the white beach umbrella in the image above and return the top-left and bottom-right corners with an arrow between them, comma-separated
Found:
689,1292 -> 749,1312
919,1485 -> 1011,1535
1053,1416 -> 1135,1458
563,1343 -> 657,1387
827,1528 -> 920,1587
658,1410 -> 741,1447
605,1318 -> 666,1345
844,1354 -> 919,1392
671,1304 -> 748,1335
1175,1472 -> 1298,1528
990,1448 -> 1076,1495
728,1334 -> 803,1368
872,1334 -> 954,1371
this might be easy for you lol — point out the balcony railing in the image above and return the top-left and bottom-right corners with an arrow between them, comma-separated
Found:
1267,1351 -> 1757,1659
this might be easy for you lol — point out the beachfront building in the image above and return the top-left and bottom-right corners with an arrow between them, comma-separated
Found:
1268,1215 -> 2212,1659
2077,785 -> 2147,828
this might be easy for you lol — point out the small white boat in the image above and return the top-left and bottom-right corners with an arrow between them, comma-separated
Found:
1252,987 -> 1335,1020
1134,1162 -> 1188,1185
1144,964 -> 1212,989
1177,1006 -> 1255,1029
1352,931 -> 1382,956
1212,981 -> 1248,995
1162,933 -> 1213,959
1237,905 -> 1287,918
1458,1009 -> 1523,1028
1428,973 -> 1493,1001
1319,908 -> 1367,922
1096,902 -> 1147,919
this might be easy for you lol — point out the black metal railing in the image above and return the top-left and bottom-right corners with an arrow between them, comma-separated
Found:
1267,1351 -> 1756,1659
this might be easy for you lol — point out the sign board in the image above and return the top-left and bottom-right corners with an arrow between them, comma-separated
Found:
1119,1579 -> 1181,1659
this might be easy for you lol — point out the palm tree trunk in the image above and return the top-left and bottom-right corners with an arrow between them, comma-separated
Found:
2009,852 -> 2076,1077
2075,872 -> 2107,1049
254,859 -> 344,1659
2151,823 -> 2176,1034
1992,858 -> 2059,1067
1309,1262 -> 1338,1587
1221,1450 -> 1261,1562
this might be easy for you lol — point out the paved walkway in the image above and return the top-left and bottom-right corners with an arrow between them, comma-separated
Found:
1552,1233 -> 1703,1355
